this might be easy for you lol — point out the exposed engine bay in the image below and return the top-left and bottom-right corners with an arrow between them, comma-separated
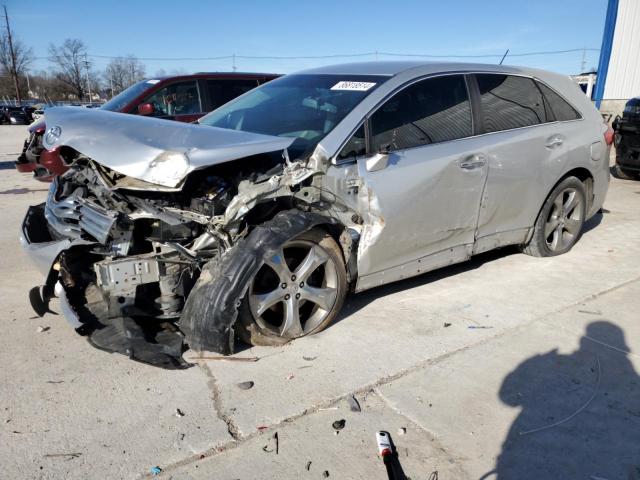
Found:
23,146 -> 352,368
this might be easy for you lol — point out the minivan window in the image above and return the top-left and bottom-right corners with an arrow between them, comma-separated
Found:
207,79 -> 259,110
143,81 -> 201,117
101,79 -> 153,112
536,81 -> 581,122
370,75 -> 471,153
476,74 -> 547,133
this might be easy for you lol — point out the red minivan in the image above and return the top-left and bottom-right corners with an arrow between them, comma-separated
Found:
16,72 -> 279,181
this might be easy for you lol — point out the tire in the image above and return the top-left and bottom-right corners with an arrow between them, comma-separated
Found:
522,176 -> 587,257
236,228 -> 347,346
615,165 -> 638,180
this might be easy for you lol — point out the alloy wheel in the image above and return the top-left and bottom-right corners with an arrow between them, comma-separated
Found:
544,187 -> 584,252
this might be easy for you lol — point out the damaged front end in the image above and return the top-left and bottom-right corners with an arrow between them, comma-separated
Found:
22,127 -> 328,369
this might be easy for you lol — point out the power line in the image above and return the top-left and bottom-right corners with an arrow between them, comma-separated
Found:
31,47 -> 600,63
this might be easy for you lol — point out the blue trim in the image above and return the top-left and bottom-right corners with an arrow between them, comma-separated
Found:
594,0 -> 619,108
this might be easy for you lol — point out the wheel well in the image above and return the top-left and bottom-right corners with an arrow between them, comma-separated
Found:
557,167 -> 594,211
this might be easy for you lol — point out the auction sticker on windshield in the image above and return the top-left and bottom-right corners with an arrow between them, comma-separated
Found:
331,81 -> 376,91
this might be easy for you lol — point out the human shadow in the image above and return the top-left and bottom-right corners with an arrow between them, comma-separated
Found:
488,321 -> 640,479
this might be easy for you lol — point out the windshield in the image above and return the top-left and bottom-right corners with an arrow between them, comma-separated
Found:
199,74 -> 387,158
101,79 -> 159,112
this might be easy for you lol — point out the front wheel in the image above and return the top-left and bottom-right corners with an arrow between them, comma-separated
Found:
237,229 -> 347,346
522,176 -> 587,257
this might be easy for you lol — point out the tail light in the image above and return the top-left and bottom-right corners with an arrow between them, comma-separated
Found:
604,125 -> 614,146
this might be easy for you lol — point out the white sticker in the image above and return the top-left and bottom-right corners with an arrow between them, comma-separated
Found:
146,79 -> 160,84
330,81 -> 376,91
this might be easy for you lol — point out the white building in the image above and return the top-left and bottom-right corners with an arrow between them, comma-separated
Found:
595,0 -> 640,114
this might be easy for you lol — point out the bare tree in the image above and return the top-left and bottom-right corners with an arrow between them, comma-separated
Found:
48,39 -> 92,100
104,55 -> 145,95
0,33 -> 34,99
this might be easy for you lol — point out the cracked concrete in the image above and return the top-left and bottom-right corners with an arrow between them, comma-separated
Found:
1,125 -> 639,479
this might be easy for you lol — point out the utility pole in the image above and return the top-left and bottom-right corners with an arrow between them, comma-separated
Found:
2,5 -> 21,106
83,54 -> 92,103
581,46 -> 587,73
232,53 -> 237,72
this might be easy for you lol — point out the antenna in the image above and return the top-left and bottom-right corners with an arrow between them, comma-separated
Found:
499,49 -> 509,65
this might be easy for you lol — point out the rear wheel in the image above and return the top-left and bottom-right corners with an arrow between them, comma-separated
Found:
522,176 -> 586,257
615,165 -> 639,180
237,229 -> 347,346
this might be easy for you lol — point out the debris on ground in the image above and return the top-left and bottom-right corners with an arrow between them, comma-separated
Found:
332,419 -> 346,431
306,461 -> 312,471
578,309 -> 602,315
397,427 -> 407,436
43,453 -> 82,459
468,325 -> 493,329
237,381 -> 255,390
318,407 -> 338,411
188,355 -> 259,362
285,374 -> 295,380
348,395 -> 361,412
46,380 -> 64,384
443,322 -> 452,328
262,432 -> 279,454
36,326 -> 50,333
175,408 -> 185,417
150,466 -> 162,475
323,470 -> 330,477
256,425 -> 268,431
303,356 -> 317,361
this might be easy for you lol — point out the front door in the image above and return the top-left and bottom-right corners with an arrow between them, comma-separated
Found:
351,74 -> 489,284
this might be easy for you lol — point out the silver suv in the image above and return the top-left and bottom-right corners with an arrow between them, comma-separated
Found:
21,62 -> 610,368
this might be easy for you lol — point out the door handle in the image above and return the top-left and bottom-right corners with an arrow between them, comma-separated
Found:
459,154 -> 486,170
545,136 -> 564,148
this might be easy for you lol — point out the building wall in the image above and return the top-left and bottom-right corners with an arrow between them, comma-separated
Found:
603,0 -> 640,100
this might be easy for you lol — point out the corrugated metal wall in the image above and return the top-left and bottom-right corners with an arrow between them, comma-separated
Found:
604,0 -> 640,100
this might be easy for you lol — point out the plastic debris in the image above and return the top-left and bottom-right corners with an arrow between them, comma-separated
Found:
348,395 -> 361,412
332,419 -> 346,431
468,325 -> 493,329
175,408 -> 185,417
285,374 -> 294,380
323,471 -> 330,478
150,466 -> 162,475
237,381 -> 255,390
303,356 -> 317,361
443,322 -> 452,328
37,326 -> 50,333
306,461 -> 312,471
397,427 -> 406,436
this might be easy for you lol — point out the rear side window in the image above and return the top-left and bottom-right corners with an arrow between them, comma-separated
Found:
207,79 -> 259,110
476,74 -> 547,133
536,82 -> 581,121
370,75 -> 472,152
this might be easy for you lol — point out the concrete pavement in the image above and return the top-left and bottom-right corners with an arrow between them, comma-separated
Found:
0,125 -> 638,479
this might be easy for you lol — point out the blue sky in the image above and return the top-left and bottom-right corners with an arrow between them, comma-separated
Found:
8,0 -> 607,77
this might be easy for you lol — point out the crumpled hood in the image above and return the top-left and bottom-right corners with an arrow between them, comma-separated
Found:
43,107 -> 294,188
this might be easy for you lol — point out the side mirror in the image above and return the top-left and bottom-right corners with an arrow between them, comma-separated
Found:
366,152 -> 390,172
137,103 -> 154,116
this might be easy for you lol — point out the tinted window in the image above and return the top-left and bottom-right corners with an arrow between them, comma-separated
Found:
338,124 -> 366,160
207,79 -> 259,110
536,82 -> 581,121
476,74 -> 547,133
101,79 -> 153,112
370,75 -> 471,152
143,81 -> 201,117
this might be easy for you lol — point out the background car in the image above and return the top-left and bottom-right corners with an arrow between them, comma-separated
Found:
1,106 -> 30,125
612,96 -> 640,179
15,72 -> 279,181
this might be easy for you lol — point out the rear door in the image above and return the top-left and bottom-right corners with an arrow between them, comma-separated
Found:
470,73 -> 576,251
350,74 -> 489,280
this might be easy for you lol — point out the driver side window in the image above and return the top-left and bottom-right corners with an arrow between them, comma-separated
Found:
370,75 -> 472,152
143,81 -> 201,117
